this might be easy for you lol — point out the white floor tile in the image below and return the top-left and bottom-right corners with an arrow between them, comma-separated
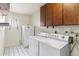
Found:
17,46 -> 25,56
20,46 -> 29,56
9,48 -> 14,56
14,47 -> 20,56
4,48 -> 9,56
3,46 -> 29,56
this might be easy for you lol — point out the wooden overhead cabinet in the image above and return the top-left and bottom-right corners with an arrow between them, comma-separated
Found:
52,3 -> 62,26
46,3 -> 63,26
75,4 -> 79,24
63,3 -> 77,25
40,3 -> 63,26
45,4 -> 53,26
40,3 -> 79,26
40,4 -> 46,26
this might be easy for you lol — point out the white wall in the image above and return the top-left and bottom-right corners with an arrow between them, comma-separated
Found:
31,10 -> 79,56
0,27 -> 5,55
0,16 -> 6,55
5,12 -> 31,47
31,10 -> 40,26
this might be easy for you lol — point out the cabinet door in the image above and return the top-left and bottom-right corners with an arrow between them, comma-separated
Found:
75,4 -> 79,24
53,3 -> 63,25
63,3 -> 77,25
45,4 -> 53,26
46,3 -> 63,26
40,4 -> 46,26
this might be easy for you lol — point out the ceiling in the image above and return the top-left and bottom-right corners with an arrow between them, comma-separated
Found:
10,3 -> 45,15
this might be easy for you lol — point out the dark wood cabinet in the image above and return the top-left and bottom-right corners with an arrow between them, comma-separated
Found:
40,4 -> 46,26
40,3 -> 79,26
52,3 -> 63,25
75,4 -> 79,24
45,4 -> 53,26
63,3 -> 77,25
40,3 -> 63,26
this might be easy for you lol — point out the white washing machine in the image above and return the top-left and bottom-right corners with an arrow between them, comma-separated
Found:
29,33 -> 70,56
29,37 -> 39,56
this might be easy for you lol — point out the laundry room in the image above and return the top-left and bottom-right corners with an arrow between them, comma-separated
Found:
0,2 -> 79,56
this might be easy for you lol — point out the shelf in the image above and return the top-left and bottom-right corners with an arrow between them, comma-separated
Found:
0,23 -> 9,26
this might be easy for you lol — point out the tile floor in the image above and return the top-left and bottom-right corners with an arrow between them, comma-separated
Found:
3,45 -> 29,56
